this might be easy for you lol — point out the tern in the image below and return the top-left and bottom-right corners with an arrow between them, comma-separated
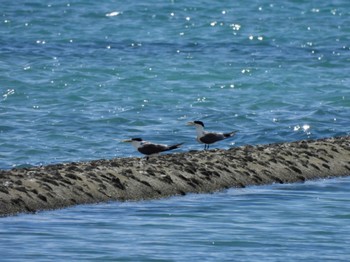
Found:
123,138 -> 183,159
187,121 -> 237,150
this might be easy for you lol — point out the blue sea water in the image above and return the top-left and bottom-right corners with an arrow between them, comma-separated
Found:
0,0 -> 349,260
1,0 -> 349,168
1,177 -> 350,261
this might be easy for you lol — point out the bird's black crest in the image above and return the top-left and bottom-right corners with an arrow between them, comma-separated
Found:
194,121 -> 205,127
131,138 -> 143,141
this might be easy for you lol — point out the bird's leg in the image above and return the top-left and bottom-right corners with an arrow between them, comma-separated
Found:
139,158 -> 147,174
139,158 -> 145,174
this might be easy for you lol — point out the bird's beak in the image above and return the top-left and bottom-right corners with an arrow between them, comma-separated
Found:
186,121 -> 195,126
122,139 -> 132,143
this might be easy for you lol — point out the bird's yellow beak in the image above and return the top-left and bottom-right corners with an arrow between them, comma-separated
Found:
186,121 -> 195,126
122,139 -> 132,143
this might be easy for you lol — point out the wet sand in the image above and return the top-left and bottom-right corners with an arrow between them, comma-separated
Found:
1,136 -> 349,217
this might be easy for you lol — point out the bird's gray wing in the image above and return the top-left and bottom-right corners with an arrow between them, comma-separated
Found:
199,132 -> 225,144
138,143 -> 169,155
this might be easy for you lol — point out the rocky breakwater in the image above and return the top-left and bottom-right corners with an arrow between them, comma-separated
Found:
1,136 -> 349,217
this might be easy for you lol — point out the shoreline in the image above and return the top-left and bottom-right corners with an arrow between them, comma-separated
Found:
1,136 -> 349,217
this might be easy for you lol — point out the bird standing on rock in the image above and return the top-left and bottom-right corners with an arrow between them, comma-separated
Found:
187,121 -> 237,150
123,138 -> 183,159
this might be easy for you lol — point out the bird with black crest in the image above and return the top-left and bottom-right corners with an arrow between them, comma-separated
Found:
187,121 -> 237,150
123,138 -> 183,160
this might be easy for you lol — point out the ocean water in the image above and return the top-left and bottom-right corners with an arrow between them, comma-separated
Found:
1,0 -> 349,168
0,0 -> 349,260
1,177 -> 350,261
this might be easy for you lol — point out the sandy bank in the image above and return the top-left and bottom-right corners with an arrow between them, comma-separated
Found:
1,136 -> 349,217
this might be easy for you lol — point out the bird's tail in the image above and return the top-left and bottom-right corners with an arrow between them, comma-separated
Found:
166,142 -> 184,151
223,131 -> 238,138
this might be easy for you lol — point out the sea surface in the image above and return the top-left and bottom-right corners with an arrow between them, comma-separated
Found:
1,177 -> 350,261
0,0 -> 349,260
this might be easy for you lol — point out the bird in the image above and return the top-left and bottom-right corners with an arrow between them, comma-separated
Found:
186,121 -> 237,150
122,138 -> 183,159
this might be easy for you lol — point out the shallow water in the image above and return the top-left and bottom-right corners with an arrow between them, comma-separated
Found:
1,1 -> 350,260
1,177 -> 350,261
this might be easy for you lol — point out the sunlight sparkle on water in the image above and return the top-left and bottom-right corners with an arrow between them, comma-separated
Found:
106,11 -> 121,17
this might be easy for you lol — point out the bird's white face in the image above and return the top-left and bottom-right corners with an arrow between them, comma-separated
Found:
187,121 -> 205,136
131,140 -> 143,149
122,139 -> 143,149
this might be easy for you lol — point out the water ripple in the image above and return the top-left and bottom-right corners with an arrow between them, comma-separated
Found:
1,177 -> 350,261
